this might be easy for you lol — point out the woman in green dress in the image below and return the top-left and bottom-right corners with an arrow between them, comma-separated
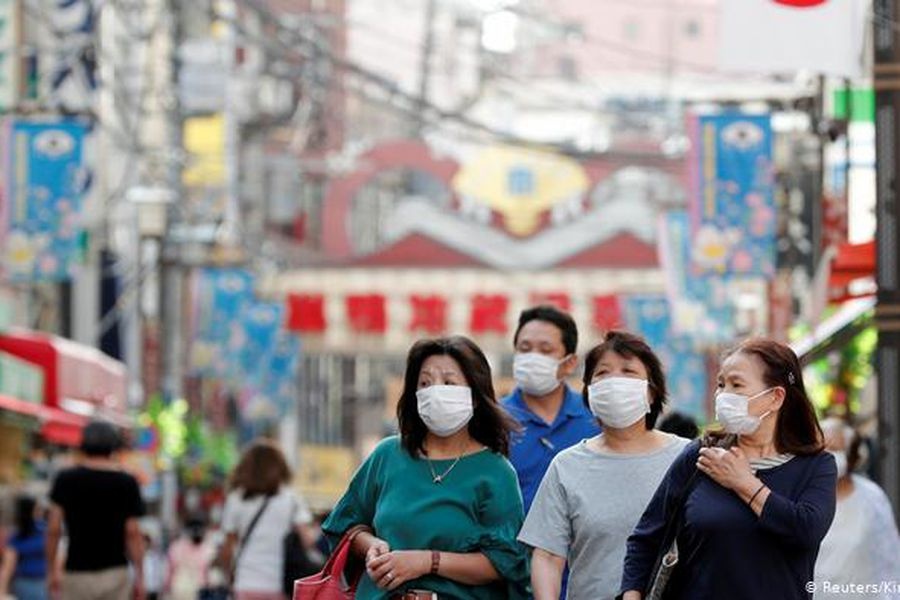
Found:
322,336 -> 530,600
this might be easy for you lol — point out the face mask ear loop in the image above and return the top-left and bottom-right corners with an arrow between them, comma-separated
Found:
751,387 -> 783,422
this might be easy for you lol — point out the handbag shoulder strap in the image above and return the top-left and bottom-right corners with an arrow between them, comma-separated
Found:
658,444 -> 706,545
234,495 -> 272,568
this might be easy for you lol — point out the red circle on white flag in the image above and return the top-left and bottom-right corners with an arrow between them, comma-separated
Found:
773,0 -> 827,6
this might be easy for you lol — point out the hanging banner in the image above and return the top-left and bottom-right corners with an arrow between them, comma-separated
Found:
689,113 -> 776,277
190,269 -> 299,420
659,211 -> 735,343
2,119 -> 89,281
624,295 -> 709,423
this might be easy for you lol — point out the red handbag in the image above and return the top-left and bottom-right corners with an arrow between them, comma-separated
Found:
293,525 -> 371,600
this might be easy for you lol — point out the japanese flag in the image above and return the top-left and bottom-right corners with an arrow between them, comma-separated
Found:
719,0 -> 869,79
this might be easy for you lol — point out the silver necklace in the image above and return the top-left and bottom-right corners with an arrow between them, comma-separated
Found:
426,454 -> 462,484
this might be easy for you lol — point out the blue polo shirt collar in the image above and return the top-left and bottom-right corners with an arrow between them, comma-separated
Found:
507,385 -> 584,426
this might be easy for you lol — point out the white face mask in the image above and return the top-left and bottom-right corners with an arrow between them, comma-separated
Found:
588,377 -> 650,429
830,450 -> 848,478
715,387 -> 776,435
416,385 -> 474,437
514,352 -> 566,396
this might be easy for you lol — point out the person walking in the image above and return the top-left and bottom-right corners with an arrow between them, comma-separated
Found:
620,339 -> 836,600
167,517 -> 216,600
520,331 -> 689,600
501,305 -> 601,514
814,418 -> 900,599
322,336 -> 531,599
218,439 -> 315,600
8,495 -> 48,600
46,420 -> 147,600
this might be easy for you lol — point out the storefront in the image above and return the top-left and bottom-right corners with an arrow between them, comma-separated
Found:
0,329 -> 129,446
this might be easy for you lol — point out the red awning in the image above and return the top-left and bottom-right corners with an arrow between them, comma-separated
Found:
0,330 -> 127,413
828,241 -> 876,302
0,394 -> 45,419
0,393 -> 89,446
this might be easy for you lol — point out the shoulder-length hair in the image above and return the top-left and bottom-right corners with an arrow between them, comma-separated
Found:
711,338 -> 824,455
397,336 -> 517,457
581,330 -> 668,430
229,439 -> 292,499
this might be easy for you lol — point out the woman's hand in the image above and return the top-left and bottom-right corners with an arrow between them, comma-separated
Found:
364,537 -> 390,572
697,446 -> 756,492
367,550 -> 430,591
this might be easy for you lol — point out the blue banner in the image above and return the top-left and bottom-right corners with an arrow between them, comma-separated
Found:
660,211 -> 735,344
2,119 -> 90,280
624,295 -> 710,423
689,113 -> 775,276
190,269 -> 299,420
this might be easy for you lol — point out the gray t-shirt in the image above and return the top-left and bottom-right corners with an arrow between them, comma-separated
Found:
518,433 -> 690,600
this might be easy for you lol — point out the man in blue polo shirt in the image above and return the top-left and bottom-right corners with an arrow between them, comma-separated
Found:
502,305 -> 601,513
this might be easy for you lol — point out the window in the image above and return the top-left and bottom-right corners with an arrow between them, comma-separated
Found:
623,18 -> 640,42
557,55 -> 578,82
684,19 -> 701,38
508,165 -> 535,196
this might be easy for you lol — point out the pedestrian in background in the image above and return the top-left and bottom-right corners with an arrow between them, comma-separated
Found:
218,439 -> 315,600
657,412 -> 699,440
814,418 -> 900,599
46,420 -> 146,600
141,533 -> 165,600
620,339 -> 836,600
8,495 -> 48,600
502,305 -> 601,513
520,331 -> 689,600
167,517 -> 215,600
322,336 -> 531,599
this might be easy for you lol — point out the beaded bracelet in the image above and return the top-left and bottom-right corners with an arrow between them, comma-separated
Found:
431,550 -> 441,575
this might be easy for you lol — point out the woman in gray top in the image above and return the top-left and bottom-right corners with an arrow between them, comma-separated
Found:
518,330 -> 690,600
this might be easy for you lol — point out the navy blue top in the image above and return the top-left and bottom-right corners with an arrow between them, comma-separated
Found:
10,522 -> 47,579
502,385 -> 601,514
621,440 -> 837,600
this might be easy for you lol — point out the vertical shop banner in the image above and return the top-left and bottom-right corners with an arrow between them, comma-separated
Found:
190,269 -> 300,420
2,119 -> 89,280
190,269 -> 254,376
0,0 -> 20,111
659,211 -> 735,342
689,113 -> 776,277
233,301 -> 283,379
624,295 -> 709,423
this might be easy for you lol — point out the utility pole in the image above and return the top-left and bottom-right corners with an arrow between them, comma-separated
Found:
872,0 -> 900,518
416,0 -> 437,136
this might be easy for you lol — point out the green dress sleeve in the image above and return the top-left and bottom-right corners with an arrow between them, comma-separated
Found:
321,437 -> 391,539
463,457 -> 532,599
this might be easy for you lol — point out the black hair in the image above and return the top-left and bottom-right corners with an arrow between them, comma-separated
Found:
582,330 -> 668,429
397,336 -> 518,457
658,411 -> 700,439
80,420 -> 121,457
513,305 -> 578,355
14,495 -> 36,540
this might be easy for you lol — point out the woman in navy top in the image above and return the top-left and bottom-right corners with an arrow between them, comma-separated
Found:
620,339 -> 837,600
